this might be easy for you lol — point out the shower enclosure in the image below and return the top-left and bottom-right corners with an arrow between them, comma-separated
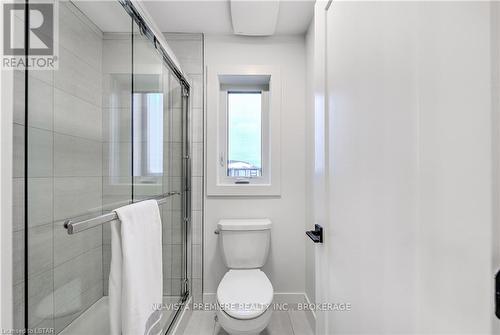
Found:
13,0 -> 191,333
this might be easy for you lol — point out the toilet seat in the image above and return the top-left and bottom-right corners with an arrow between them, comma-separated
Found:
217,269 -> 273,320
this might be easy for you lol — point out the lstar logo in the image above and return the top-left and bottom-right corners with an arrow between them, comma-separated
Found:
2,2 -> 58,69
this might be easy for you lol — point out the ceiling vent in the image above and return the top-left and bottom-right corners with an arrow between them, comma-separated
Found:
230,0 -> 280,36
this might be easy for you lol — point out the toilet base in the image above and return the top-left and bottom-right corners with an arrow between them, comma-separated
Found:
216,306 -> 273,335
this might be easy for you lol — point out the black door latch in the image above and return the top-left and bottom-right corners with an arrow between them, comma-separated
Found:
496,270 -> 500,319
306,224 -> 323,243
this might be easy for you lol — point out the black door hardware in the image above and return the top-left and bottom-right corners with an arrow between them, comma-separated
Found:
496,270 -> 500,319
306,224 -> 323,243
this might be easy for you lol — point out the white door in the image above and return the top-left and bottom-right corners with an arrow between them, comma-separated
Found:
315,1 -> 496,334
493,4 -> 500,334
310,1 -> 329,334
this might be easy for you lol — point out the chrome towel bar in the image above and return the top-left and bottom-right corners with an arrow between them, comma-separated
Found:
63,191 -> 181,235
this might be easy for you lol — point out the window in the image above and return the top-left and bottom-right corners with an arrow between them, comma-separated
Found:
218,82 -> 269,186
133,92 -> 163,177
207,67 -> 281,196
227,92 -> 262,178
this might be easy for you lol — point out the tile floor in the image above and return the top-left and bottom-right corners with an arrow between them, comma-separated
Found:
181,309 -> 314,335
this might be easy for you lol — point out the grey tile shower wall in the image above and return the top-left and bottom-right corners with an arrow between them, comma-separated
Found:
164,33 -> 204,304
12,2 -> 104,332
53,4 -> 104,331
101,33 -> 132,296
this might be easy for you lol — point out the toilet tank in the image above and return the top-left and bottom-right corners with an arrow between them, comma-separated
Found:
218,219 -> 272,269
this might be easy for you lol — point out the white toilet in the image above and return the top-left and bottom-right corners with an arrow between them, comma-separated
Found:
216,219 -> 273,335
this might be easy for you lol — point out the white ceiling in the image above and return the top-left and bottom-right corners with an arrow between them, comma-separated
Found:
142,0 -> 315,35
74,1 -> 132,33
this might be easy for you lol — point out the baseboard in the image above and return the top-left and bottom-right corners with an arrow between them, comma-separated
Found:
202,292 -> 316,332
202,292 -> 216,304
170,296 -> 192,335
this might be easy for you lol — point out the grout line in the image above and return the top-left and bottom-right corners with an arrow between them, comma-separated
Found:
53,175 -> 103,180
53,84 -> 102,111
22,122 -> 103,145
286,309 -> 296,335
51,70 -> 56,328
52,243 -> 102,269
52,76 -> 102,108
52,129 -> 103,144
211,314 -> 217,335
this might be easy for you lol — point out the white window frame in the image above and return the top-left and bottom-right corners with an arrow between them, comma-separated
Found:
206,65 -> 281,196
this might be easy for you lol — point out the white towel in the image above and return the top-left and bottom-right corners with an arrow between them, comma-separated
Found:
109,200 -> 163,335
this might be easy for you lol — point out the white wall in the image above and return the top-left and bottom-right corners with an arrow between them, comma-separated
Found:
203,35 -> 307,295
309,1 -> 495,333
415,3 -> 492,332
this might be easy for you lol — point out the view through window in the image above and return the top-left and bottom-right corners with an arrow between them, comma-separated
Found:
227,92 -> 262,177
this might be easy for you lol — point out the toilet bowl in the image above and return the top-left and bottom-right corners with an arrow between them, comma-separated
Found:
216,219 -> 273,335
216,269 -> 273,335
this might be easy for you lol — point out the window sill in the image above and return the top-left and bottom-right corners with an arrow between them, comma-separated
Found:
206,181 -> 281,197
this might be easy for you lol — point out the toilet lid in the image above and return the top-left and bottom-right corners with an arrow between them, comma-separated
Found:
217,269 -> 274,320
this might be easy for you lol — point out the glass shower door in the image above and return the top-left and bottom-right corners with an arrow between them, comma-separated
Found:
20,1 -> 190,333
22,1 -> 134,333
132,20 -> 188,330
163,68 -> 189,303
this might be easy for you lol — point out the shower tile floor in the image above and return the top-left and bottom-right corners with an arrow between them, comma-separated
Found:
181,309 -> 314,335
59,297 -> 110,335
59,296 -> 181,335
